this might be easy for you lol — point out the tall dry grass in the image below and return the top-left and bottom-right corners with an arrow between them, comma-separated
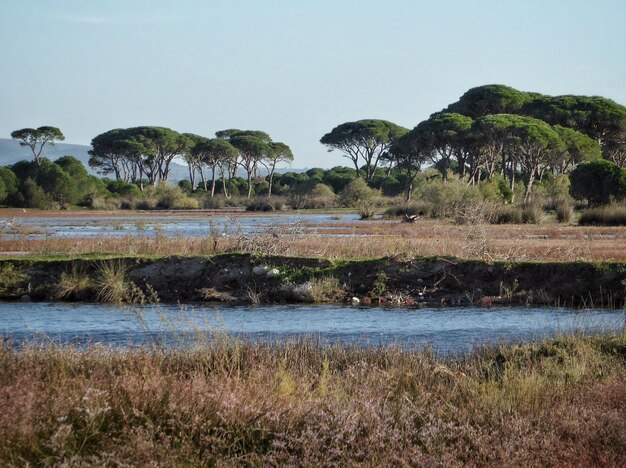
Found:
0,334 -> 625,465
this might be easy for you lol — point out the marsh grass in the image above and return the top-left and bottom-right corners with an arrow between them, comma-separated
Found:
579,205 -> 626,226
2,217 -> 626,262
94,260 -> 129,303
0,333 -> 625,465
55,263 -> 92,300
308,275 -> 345,303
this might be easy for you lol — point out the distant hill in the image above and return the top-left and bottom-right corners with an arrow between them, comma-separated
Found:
0,138 -> 307,182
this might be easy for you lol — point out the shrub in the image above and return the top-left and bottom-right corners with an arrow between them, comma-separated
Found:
105,179 -> 142,198
308,276 -> 344,303
152,184 -> 199,209
55,265 -> 92,300
178,180 -> 193,194
246,198 -> 276,211
19,178 -> 51,209
521,200 -> 544,224
419,178 -> 481,219
285,182 -> 336,210
492,205 -> 524,224
339,179 -> 379,208
478,179 -> 505,202
0,167 -> 18,205
554,197 -> 573,223
579,205 -> 626,226
35,163 -> 79,206
201,195 -> 226,209
94,261 -> 128,303
384,201 -> 433,218
87,196 -> 121,210
570,159 -> 626,205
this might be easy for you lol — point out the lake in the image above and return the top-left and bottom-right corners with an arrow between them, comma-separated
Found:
2,213 -> 361,240
1,302 -> 623,355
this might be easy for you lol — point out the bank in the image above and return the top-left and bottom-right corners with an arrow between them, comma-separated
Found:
1,253 -> 625,308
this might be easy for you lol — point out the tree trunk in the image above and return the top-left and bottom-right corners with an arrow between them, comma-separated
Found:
210,164 -> 216,197
221,168 -> 230,198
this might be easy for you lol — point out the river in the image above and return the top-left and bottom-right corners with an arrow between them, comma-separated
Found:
1,302 -> 623,354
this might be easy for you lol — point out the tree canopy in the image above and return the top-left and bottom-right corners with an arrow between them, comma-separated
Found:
11,126 -> 65,166
444,85 -> 532,118
320,119 -> 407,181
89,126 -> 186,190
569,159 -> 626,205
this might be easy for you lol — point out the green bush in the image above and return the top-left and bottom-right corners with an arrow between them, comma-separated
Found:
153,184 -> 199,209
570,160 -> 626,205
36,163 -> 79,205
0,167 -> 19,205
105,179 -> 142,198
19,178 -> 51,209
338,179 -> 379,208
419,178 -> 481,219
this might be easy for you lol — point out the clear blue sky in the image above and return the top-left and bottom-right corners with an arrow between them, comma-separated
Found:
1,0 -> 625,168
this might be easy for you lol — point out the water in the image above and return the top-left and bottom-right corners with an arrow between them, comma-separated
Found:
1,213 -> 360,240
1,302 -> 623,355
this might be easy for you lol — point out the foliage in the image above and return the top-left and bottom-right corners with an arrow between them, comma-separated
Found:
94,261 -> 129,303
569,160 -> 626,205
338,178 -> 380,208
18,178 -> 50,209
321,119 -> 407,181
419,177 -> 481,219
10,126 -> 65,165
105,179 -> 142,198
444,84 -> 533,118
0,167 -> 19,204
151,183 -> 199,209
1,335 -> 625,465
36,162 -> 79,206
579,205 -> 626,226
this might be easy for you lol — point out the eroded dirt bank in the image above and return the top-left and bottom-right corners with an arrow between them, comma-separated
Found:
1,254 -> 625,307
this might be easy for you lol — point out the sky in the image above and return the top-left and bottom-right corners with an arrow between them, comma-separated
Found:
1,0 -> 625,169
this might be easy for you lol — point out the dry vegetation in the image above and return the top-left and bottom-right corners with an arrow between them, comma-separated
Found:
1,334 -> 625,465
2,215 -> 626,262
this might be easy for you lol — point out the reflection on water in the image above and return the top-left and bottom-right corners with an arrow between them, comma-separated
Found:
1,302 -> 623,355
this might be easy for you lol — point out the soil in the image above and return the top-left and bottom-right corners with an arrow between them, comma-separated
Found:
1,253 -> 625,308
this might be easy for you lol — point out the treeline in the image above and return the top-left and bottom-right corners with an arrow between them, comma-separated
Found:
321,85 -> 626,202
0,155 -> 142,209
88,127 -> 292,198
3,84 -> 626,213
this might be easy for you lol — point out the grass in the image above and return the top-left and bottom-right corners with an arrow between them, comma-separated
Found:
579,205 -> 626,226
2,218 -> 625,262
55,263 -> 92,300
94,260 -> 130,303
2,208 -> 626,265
0,333 -> 625,465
